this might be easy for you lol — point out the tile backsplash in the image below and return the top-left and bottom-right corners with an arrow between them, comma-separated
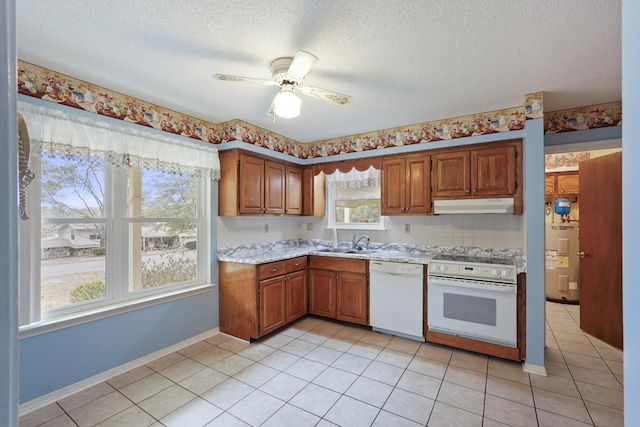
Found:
218,214 -> 524,250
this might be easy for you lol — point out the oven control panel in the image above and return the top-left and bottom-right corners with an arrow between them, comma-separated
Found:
429,262 -> 515,282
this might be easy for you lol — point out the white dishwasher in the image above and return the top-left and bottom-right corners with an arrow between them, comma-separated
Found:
369,260 -> 425,341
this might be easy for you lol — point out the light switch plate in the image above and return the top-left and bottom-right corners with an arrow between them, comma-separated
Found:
307,223 -> 314,231
264,223 -> 269,233
404,224 -> 410,233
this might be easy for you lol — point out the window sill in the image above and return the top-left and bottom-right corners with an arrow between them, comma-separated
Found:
19,284 -> 216,339
328,225 -> 387,231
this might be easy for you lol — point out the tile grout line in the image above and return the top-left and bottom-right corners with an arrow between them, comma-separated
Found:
30,306 -> 623,427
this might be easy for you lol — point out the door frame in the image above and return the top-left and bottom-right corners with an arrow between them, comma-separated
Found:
543,136 -> 622,346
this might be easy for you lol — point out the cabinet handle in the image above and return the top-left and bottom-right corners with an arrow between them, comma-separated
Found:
472,189 -> 477,193
269,268 -> 278,273
560,189 -> 565,193
465,189 -> 470,193
293,263 -> 301,267
335,275 -> 339,279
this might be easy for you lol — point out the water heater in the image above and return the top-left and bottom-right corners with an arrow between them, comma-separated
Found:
545,223 -> 580,303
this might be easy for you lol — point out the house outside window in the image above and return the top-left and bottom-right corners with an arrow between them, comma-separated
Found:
18,101 -> 220,327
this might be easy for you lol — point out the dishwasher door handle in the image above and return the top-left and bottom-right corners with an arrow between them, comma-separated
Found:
371,271 -> 423,279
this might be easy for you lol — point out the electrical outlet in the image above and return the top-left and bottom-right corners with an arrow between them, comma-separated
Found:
264,223 -> 269,233
404,224 -> 410,233
306,223 -> 314,231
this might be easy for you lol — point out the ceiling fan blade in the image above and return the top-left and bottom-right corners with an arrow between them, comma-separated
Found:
213,74 -> 277,86
299,85 -> 352,105
286,51 -> 319,80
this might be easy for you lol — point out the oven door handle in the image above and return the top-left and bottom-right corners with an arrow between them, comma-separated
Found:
428,276 -> 517,294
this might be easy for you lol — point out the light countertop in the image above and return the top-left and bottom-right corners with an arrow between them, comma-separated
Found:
218,239 -> 526,273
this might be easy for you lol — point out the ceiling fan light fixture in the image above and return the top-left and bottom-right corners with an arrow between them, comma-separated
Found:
273,85 -> 301,118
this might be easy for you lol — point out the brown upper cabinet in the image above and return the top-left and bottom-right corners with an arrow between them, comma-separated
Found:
432,140 -> 522,213
285,165 -> 302,215
221,140 -> 522,217
219,149 -> 302,216
382,153 -> 431,215
302,166 -> 325,216
546,171 -> 579,197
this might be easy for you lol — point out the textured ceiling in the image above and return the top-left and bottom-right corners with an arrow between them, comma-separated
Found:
16,0 -> 621,143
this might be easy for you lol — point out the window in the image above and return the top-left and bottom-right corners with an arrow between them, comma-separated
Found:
18,101 -> 220,328
326,166 -> 384,230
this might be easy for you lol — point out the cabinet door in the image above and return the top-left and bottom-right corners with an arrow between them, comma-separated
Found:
557,173 -> 579,196
239,154 -> 265,214
432,151 -> 470,197
309,269 -> 336,318
406,154 -> 431,213
259,276 -> 286,336
336,272 -> 368,325
381,158 -> 406,215
471,146 -> 516,196
286,270 -> 307,322
285,166 -> 302,215
302,167 -> 326,216
265,161 -> 286,214
545,175 -> 556,196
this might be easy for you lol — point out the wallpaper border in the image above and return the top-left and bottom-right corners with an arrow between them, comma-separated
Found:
16,61 -> 620,159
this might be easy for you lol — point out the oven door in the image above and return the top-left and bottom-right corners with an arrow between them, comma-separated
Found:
427,276 -> 517,347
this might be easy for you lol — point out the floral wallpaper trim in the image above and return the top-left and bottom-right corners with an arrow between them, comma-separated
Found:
16,60 -> 530,158
545,152 -> 591,171
19,61 -> 613,160
17,60 -> 303,157
544,101 -> 622,134
301,106 -> 526,158
524,91 -> 544,120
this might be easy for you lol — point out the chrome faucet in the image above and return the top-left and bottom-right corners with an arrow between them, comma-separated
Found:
352,235 -> 370,250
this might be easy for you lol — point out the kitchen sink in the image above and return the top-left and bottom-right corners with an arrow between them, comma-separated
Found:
314,248 -> 378,255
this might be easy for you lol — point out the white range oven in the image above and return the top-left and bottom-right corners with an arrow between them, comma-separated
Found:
427,254 -> 517,348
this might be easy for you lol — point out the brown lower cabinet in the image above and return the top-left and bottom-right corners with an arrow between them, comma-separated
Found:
219,256 -> 307,340
308,256 -> 369,326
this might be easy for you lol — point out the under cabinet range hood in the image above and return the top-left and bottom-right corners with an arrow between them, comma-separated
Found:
433,198 -> 515,214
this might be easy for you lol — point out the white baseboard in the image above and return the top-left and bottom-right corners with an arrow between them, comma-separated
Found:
19,327 -> 220,416
523,361 -> 548,376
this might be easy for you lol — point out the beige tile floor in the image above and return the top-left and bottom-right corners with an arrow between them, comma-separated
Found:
20,301 -> 624,426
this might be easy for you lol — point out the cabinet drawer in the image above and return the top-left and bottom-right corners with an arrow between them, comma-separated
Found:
309,256 -> 367,274
285,256 -> 307,273
259,261 -> 286,280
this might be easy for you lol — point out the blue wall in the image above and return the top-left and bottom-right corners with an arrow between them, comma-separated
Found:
16,97 -> 221,405
1,0 -> 19,424
622,0 -> 639,423
524,119 -> 545,369
19,290 -> 218,403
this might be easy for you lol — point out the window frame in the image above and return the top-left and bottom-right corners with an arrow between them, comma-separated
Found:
19,150 -> 213,333
326,182 -> 386,231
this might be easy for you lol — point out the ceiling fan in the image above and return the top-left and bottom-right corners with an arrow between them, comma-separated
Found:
213,50 -> 352,120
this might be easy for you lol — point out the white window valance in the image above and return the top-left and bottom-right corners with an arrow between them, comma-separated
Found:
325,165 -> 380,189
18,101 -> 221,179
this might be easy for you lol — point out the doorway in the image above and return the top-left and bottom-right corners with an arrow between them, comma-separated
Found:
542,143 -> 624,418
